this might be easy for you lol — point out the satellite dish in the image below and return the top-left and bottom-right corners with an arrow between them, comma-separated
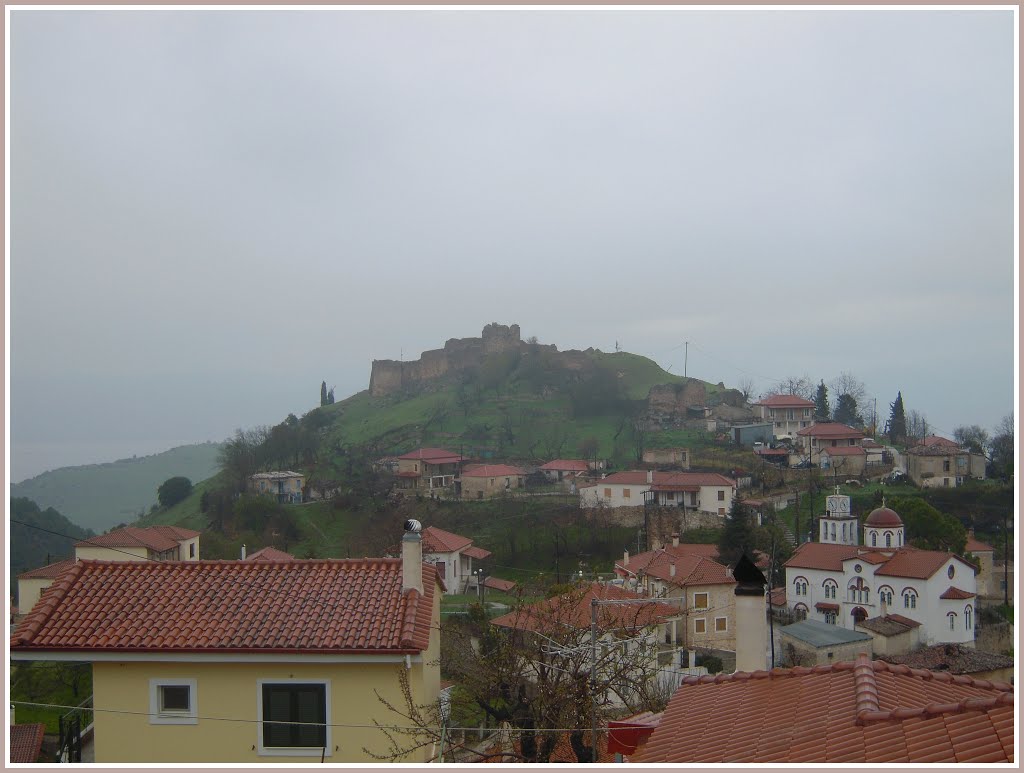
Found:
404,519 -> 422,533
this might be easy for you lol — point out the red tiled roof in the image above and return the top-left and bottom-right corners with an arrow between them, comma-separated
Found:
939,586 -> 976,600
753,395 -> 816,408
480,732 -> 616,763
586,470 -> 735,487
396,447 -> 463,462
608,712 -> 663,755
639,552 -> 733,588
620,543 -> 769,576
245,546 -> 294,561
785,543 -> 862,572
460,464 -> 525,478
631,654 -> 1015,763
797,423 -> 864,438
966,535 -> 994,553
396,470 -> 421,478
18,558 -> 76,580
821,446 -> 866,457
875,549 -> 964,580
75,525 -> 199,552
421,526 -> 473,554
11,558 -> 438,654
769,586 -> 787,606
865,506 -> 903,527
490,583 -> 678,634
483,576 -> 516,593
9,723 -> 45,763
462,545 -> 492,560
920,435 -> 959,448
539,459 -> 590,472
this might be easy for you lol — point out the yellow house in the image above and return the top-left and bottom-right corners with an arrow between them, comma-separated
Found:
11,530 -> 443,764
17,526 -> 201,614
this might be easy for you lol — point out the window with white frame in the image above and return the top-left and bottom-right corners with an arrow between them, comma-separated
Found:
878,587 -> 894,606
694,618 -> 707,634
693,592 -> 709,610
258,680 -> 330,756
714,617 -> 727,632
149,678 -> 198,725
793,577 -> 808,597
965,606 -> 973,630
948,612 -> 956,631
823,580 -> 838,600
903,590 -> 917,609
824,611 -> 837,625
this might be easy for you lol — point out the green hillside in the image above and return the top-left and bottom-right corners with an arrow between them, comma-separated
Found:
11,442 -> 223,533
10,498 -> 94,600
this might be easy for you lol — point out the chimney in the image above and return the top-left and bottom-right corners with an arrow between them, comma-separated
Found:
672,533 -> 680,548
647,469 -> 654,484
732,555 -> 769,673
669,560 -> 676,578
240,544 -> 247,560
623,550 -> 630,568
402,520 -> 424,594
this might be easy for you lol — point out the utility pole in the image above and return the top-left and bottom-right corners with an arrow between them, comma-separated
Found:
1003,509 -> 1010,607
684,341 -> 688,379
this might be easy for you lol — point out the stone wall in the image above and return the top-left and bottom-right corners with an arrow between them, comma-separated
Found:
369,323 -> 523,397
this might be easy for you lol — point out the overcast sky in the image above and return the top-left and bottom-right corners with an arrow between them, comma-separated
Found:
9,8 -> 1016,482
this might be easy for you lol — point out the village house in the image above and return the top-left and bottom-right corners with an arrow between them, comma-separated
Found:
247,471 -> 305,504
640,448 -> 690,469
905,443 -> 986,488
459,463 -> 525,499
394,447 -> 463,495
620,653 -> 1013,763
777,618 -> 874,666
751,394 -> 816,439
795,422 -> 865,465
578,471 -> 736,515
818,445 -> 868,478
538,459 -> 592,486
10,525 -> 443,764
965,531 -> 995,597
420,525 -> 492,595
243,545 -> 295,561
614,536 -> 737,655
785,495 -> 978,650
17,526 -> 201,613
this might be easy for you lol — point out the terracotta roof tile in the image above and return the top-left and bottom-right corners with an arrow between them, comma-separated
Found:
939,585 -> 975,600
10,558 -> 438,654
966,535 -> 994,553
631,655 -> 1014,763
796,423 -> 864,438
75,525 -> 199,552
490,583 -> 678,634
482,576 -> 516,593
17,558 -> 77,580
9,723 -> 45,763
244,546 -> 294,561
538,459 -> 590,472
460,464 -> 525,477
462,545 -> 492,560
421,525 -> 473,553
821,445 -> 866,456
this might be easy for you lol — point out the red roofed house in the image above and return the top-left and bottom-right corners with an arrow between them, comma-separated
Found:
819,444 -> 868,477
751,394 -> 816,439
796,422 -> 865,465
785,496 -> 977,652
459,464 -> 525,499
9,722 -> 46,763
10,528 -> 443,764
615,535 -> 738,653
626,653 -> 1013,763
538,459 -> 591,486
578,470 -> 736,516
394,447 -> 464,496
421,525 -> 492,595
243,545 -> 295,561
17,526 -> 201,615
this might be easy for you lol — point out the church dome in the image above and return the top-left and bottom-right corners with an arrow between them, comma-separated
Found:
865,506 -> 903,527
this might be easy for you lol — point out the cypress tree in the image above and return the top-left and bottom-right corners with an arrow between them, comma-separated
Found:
717,498 -> 756,569
887,391 -> 907,444
320,380 -> 328,407
814,381 -> 830,420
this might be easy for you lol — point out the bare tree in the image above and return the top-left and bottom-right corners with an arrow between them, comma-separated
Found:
953,424 -> 990,456
906,409 -> 930,442
737,377 -> 757,402
366,583 -> 679,763
775,375 -> 814,400
827,371 -> 867,409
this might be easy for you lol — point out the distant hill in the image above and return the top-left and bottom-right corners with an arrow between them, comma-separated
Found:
10,497 -> 94,599
10,442 -> 223,533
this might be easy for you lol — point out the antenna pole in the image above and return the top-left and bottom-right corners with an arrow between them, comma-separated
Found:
684,341 -> 688,379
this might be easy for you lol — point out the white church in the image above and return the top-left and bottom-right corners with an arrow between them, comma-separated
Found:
783,492 -> 977,647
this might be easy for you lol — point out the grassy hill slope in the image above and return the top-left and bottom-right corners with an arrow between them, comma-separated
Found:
11,442 -> 223,533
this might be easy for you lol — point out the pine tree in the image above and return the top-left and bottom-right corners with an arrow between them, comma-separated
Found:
833,394 -> 863,427
814,381 -> 830,420
717,498 -> 756,569
327,387 -> 335,405
886,391 -> 907,444
320,380 -> 328,407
